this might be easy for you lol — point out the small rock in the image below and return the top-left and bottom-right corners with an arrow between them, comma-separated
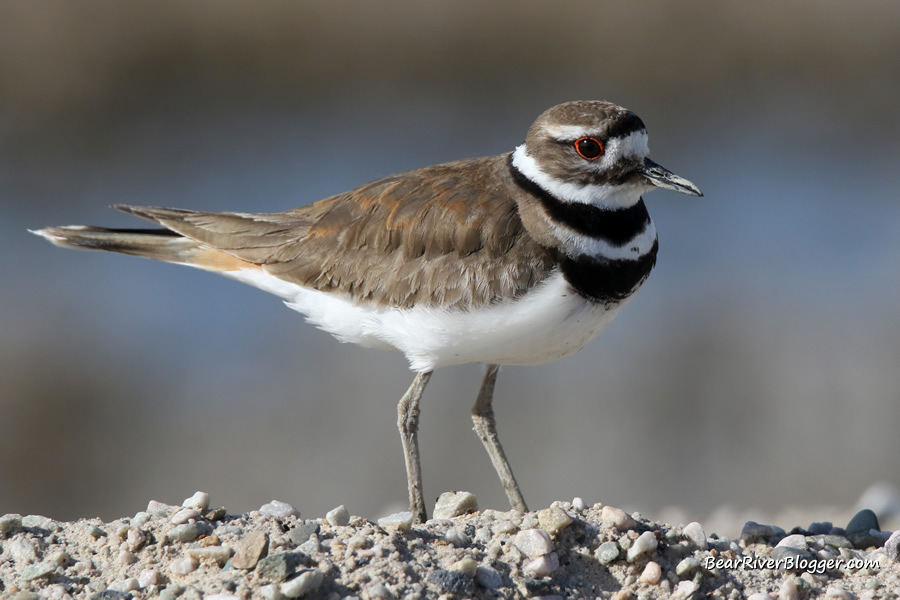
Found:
673,580 -> 699,599
127,526 -> 147,551
741,521 -> 778,544
824,587 -> 853,600
444,527 -> 470,547
170,555 -> 199,576
325,504 -> 350,527
597,541 -> 620,564
600,505 -> 638,530
22,515 -> 55,530
452,557 -> 478,577
279,569 -> 324,598
475,564 -> 503,589
639,561 -> 662,584
289,522 -> 320,546
259,500 -> 301,519
777,534 -> 809,550
185,546 -> 233,565
167,522 -> 210,543
21,561 -> 57,581
108,578 -> 140,593
683,521 -> 707,550
257,552 -> 306,583
675,556 -> 700,577
377,511 -> 414,531
884,530 -> 900,561
846,509 -> 879,535
0,513 -> 23,537
433,491 -> 478,519
182,491 -> 211,513
747,594 -> 775,600
205,507 -> 227,521
514,528 -> 553,557
132,512 -> 152,527
367,584 -> 395,599
171,508 -> 201,525
809,521 -> 833,535
9,537 -> 39,563
206,595 -> 240,600
118,548 -> 137,565
779,578 -> 800,600
298,535 -> 320,555
538,507 -> 573,536
626,531 -> 658,562
89,525 -> 107,539
491,520 -> 518,534
138,569 -> 160,588
428,569 -> 474,595
231,530 -> 269,569
523,552 -> 559,578
147,499 -> 175,513
572,497 -> 587,511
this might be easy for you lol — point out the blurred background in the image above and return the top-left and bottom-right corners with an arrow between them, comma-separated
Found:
2,1 -> 899,537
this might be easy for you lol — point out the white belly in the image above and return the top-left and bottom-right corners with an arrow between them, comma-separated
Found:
225,268 -> 632,372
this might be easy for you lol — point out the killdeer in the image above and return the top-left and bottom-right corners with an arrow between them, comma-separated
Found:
33,101 -> 701,522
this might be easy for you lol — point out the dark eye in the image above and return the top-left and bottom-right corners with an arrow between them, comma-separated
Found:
574,137 -> 604,160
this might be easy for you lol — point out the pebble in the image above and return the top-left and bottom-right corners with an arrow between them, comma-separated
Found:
127,526 -> 147,551
182,491 -> 211,513
845,509 -> 879,535
167,522 -> 209,543
683,521 -> 707,550
492,520 -> 518,534
232,530 -> 269,569
138,569 -> 160,587
171,508 -> 201,525
597,541 -> 620,564
600,506 -> 638,530
132,512 -> 152,527
741,521 -> 779,544
808,521 -> 833,535
118,549 -> 137,565
433,491 -> 478,519
524,552 -> 559,577
9,537 -> 38,563
572,497 -> 587,512
452,557 -> 478,577
538,506 -> 573,536
475,564 -> 503,589
298,535 -> 320,555
777,534 -> 808,550
884,530 -> 900,561
325,504 -> 350,526
825,587 -> 853,600
108,578 -> 140,593
170,556 -> 199,576
89,525 -> 107,539
377,511 -> 414,532
672,580 -> 699,599
0,513 -> 23,537
626,531 -> 658,562
676,556 -> 700,576
22,515 -> 56,530
259,500 -> 301,519
279,569 -> 324,598
147,500 -> 175,513
257,552 -> 306,582
428,569 -> 474,595
185,546 -> 233,565
638,561 -> 662,584
747,594 -> 775,600
21,561 -> 57,581
782,579 -> 804,600
514,529 -> 553,557
444,527 -> 470,547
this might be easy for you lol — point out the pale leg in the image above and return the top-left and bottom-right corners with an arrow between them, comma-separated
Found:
471,364 -> 528,512
397,371 -> 432,523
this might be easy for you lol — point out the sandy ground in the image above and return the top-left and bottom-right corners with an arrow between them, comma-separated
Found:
1,491 -> 898,600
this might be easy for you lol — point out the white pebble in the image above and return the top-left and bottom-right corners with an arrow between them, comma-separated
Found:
147,500 -> 175,513
626,531 -> 658,562
673,580 -> 699,599
779,578 -> 800,600
377,511 -> 414,531
138,569 -> 160,588
825,588 -> 853,600
523,552 -> 559,577
572,497 -> 587,512
280,569 -> 324,598
514,529 -> 553,557
108,578 -> 139,593
433,491 -> 478,519
491,520 -> 518,534
259,500 -> 301,519
683,521 -> 707,550
170,555 -> 199,576
747,594 -> 775,600
600,506 -> 637,530
326,505 -> 350,527
126,527 -> 147,551
186,546 -> 233,566
444,528 -> 470,547
777,534 -> 808,550
182,491 -> 210,512
639,561 -> 662,584
537,507 -> 573,536
171,508 -> 201,525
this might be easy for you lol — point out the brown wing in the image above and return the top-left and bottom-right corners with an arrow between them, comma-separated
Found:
116,154 -> 556,310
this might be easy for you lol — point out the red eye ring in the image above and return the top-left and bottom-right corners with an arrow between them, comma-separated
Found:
574,137 -> 604,160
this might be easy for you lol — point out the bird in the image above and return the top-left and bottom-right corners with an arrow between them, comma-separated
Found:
32,100 -> 702,523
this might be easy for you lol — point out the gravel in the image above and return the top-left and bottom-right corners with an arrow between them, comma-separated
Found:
1,493 -> 899,599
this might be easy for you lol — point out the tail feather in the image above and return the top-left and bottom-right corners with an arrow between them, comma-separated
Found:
30,225 -> 257,273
